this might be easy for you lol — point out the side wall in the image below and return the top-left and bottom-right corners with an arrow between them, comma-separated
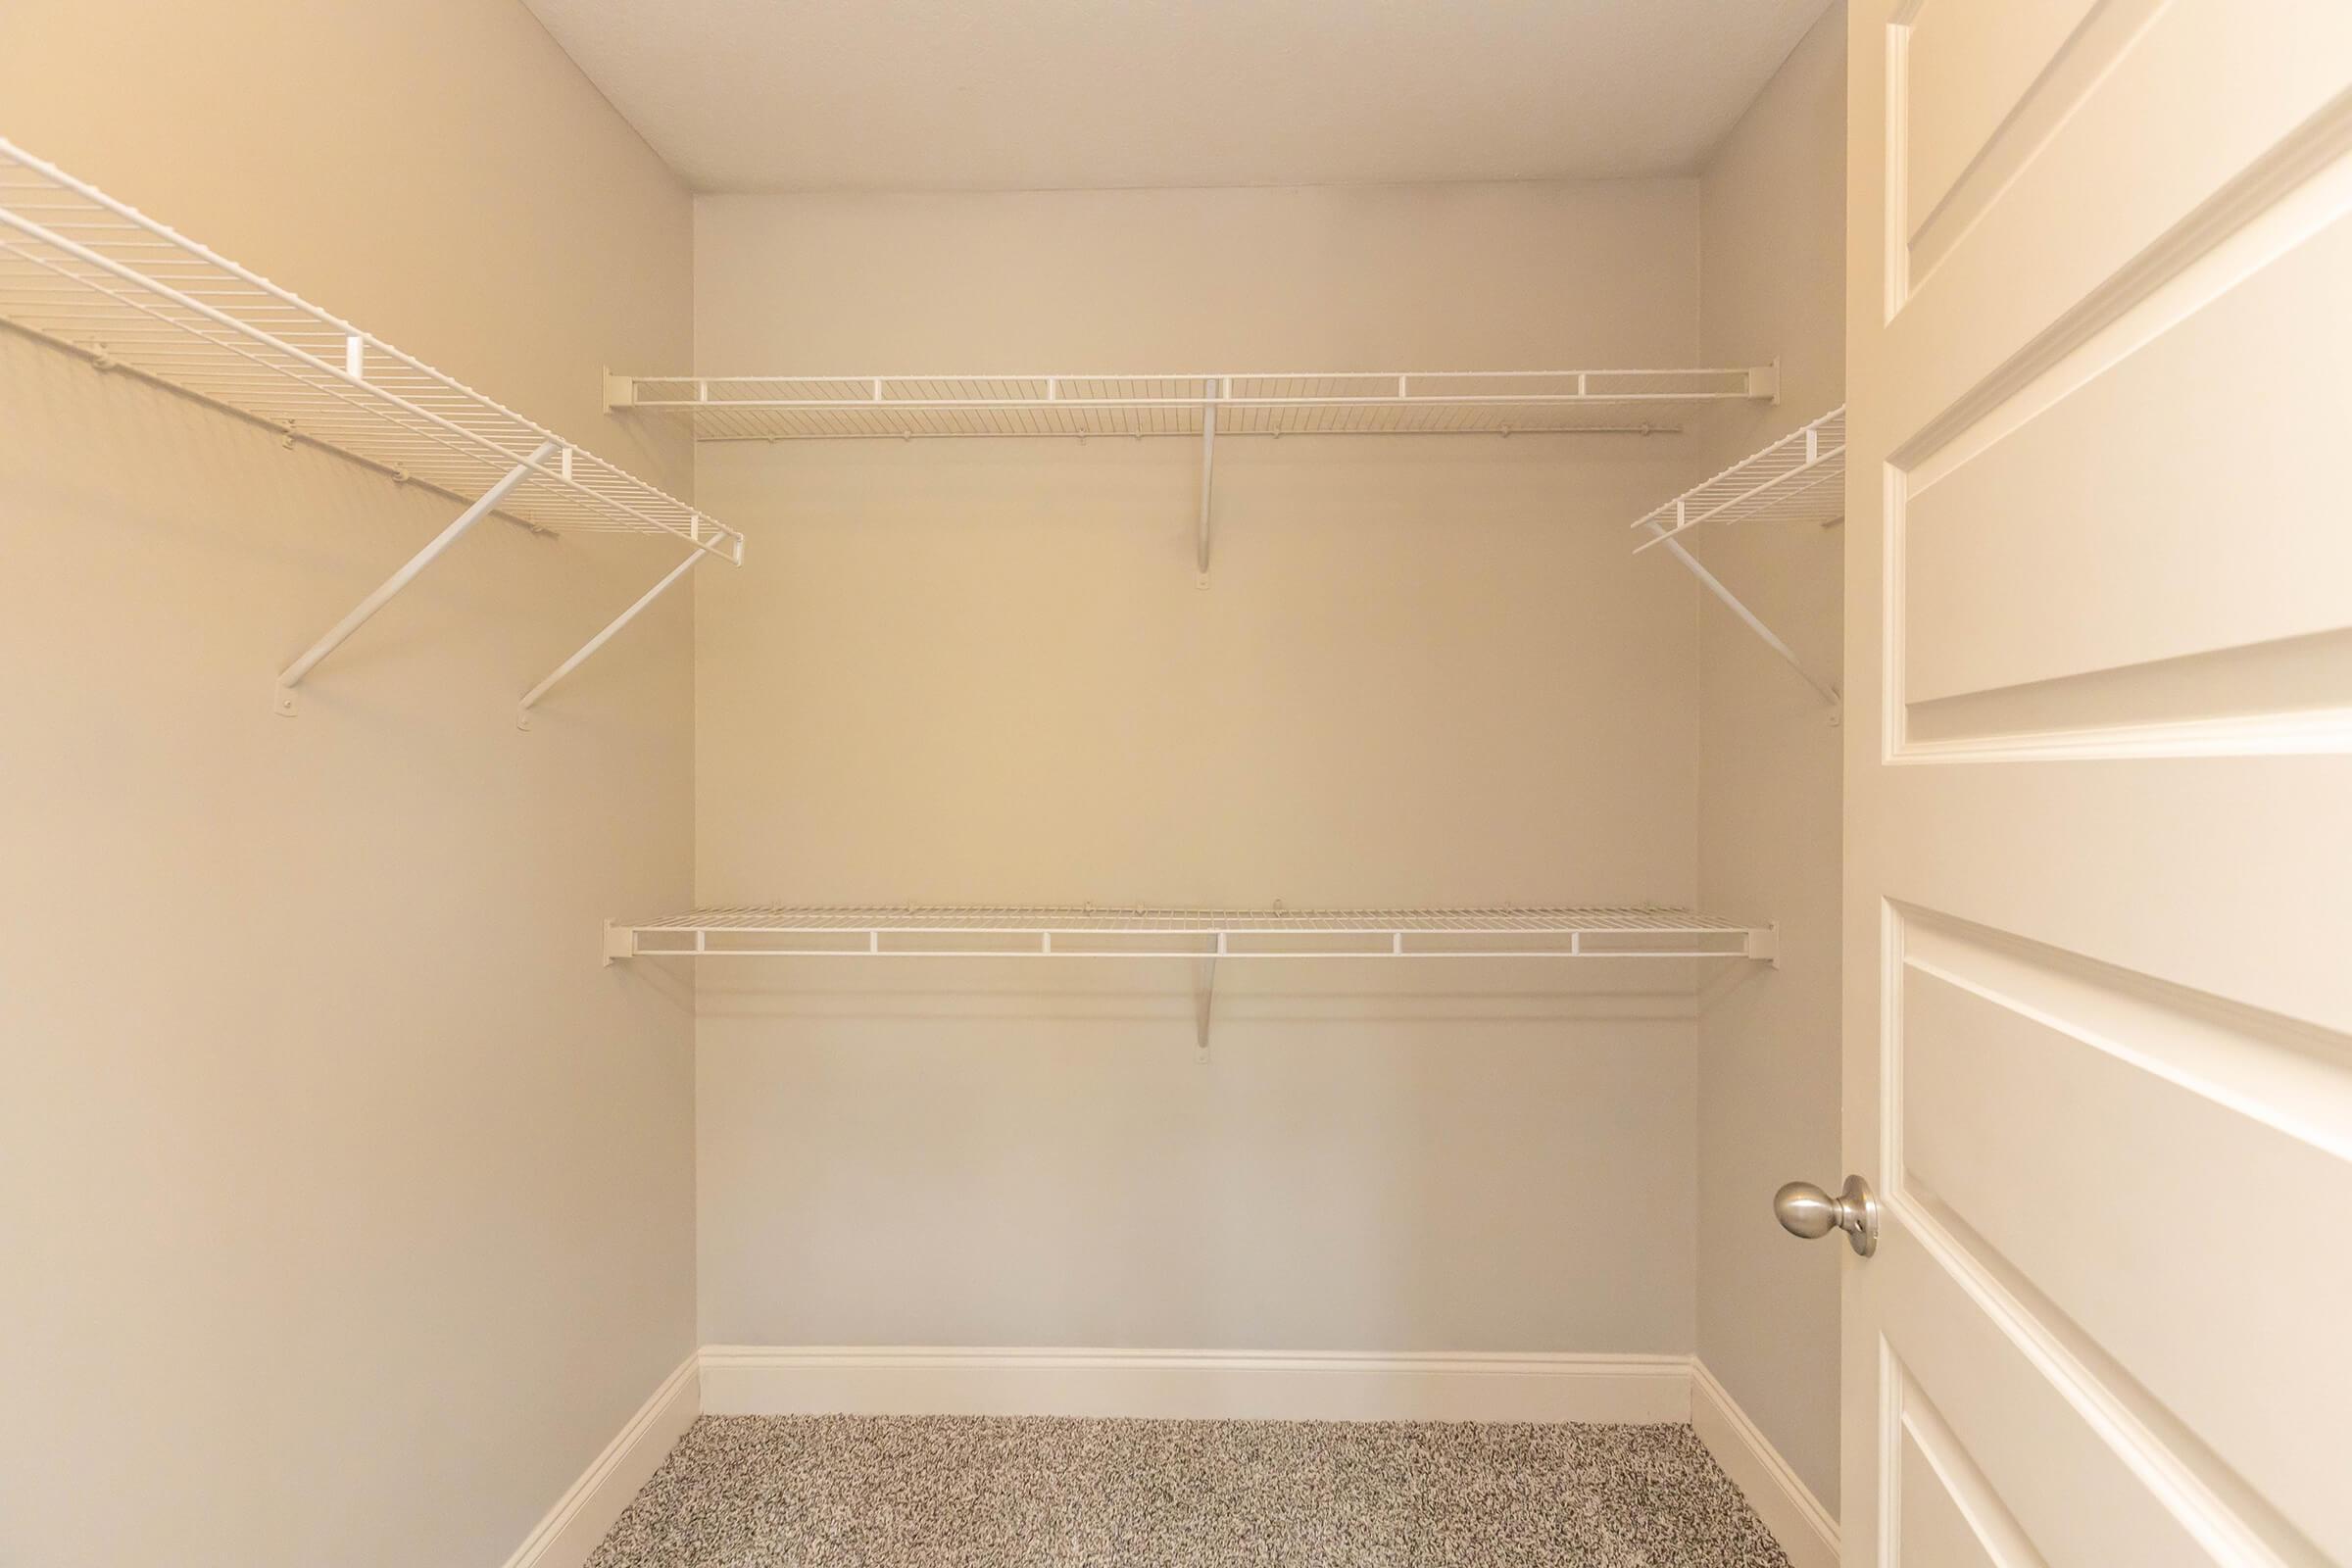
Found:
0,6 -> 699,1565
1693,4 -> 1849,1515
689,183 -> 1713,1354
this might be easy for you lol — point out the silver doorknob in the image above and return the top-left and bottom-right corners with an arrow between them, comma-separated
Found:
1774,1174 -> 1879,1256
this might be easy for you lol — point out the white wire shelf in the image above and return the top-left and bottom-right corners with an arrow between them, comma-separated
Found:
0,137 -> 745,719
1626,406 -> 1846,712
605,368 -> 1780,442
0,137 -> 741,560
606,905 -> 1777,961
1633,405 -> 1845,547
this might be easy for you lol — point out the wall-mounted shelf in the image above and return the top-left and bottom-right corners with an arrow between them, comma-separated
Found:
605,368 -> 1780,441
1633,405 -> 1844,547
1627,405 -> 1845,712
607,905 -> 1775,1056
610,368 -> 1779,581
0,137 -> 744,722
607,904 -> 1775,959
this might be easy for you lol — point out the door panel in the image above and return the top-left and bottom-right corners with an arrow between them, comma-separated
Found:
1900,207 -> 2352,708
1901,0 -> 2103,250
1899,915 -> 2352,1556
1846,3 -> 2352,1564
1884,0 -> 2352,432
1882,1238 -> 2231,1566
1881,764 -> 2351,1031
1892,1383 -> 2044,1568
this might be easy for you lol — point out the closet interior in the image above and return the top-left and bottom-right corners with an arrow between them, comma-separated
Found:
2,4 -> 1850,1566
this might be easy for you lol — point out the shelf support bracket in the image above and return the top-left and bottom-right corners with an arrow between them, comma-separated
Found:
1196,385 -> 1218,584
274,438 -> 559,714
1194,955 -> 1218,1062
517,546 -> 705,728
1641,520 -> 1841,714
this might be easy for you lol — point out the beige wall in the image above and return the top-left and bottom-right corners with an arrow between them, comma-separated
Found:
1692,5 -> 1848,1513
0,5 -> 1851,1544
689,182 -> 1716,1350
0,5 -> 698,1566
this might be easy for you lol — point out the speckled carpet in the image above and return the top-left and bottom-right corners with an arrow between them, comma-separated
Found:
586,1414 -> 1792,1567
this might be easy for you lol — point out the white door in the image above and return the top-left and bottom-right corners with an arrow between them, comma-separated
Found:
1839,2 -> 2352,1564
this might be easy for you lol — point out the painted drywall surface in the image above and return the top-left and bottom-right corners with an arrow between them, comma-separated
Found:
698,1000 -> 1699,1349
694,181 -> 1701,370
690,181 -> 1716,1350
526,0 -> 1839,191
1691,5 -> 1848,1514
0,5 -> 696,1566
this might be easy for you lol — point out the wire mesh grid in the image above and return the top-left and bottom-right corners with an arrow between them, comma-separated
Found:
617,368 -> 1768,441
632,905 -> 1755,934
614,905 -> 1766,959
1633,406 -> 1846,547
0,138 -> 741,559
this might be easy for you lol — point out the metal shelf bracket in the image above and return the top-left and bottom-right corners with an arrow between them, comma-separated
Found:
274,439 -> 559,714
1197,378 -> 1219,584
518,546 -> 705,729
1642,520 -> 1841,715
1629,406 -> 1846,717
1194,954 -> 1218,1062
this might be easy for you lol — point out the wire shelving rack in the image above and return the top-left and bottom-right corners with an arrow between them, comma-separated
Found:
604,368 -> 1781,441
1626,406 -> 1846,713
0,137 -> 743,720
608,367 -> 1778,580
607,905 -> 1775,961
1634,405 -> 1845,547
608,905 -> 1775,1054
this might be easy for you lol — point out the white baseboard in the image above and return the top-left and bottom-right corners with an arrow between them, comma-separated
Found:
501,1352 -> 700,1568
699,1345 -> 1690,1424
1690,1359 -> 1839,1568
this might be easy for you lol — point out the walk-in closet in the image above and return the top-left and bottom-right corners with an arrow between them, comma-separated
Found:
6,3 -> 2347,1566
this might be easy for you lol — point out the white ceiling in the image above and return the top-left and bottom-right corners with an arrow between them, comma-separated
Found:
523,0 -> 1838,193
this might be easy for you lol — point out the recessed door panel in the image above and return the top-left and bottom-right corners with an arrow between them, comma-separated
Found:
1901,0 -> 2103,252
1898,919 -> 2352,1558
1889,1362 -> 2045,1568
1881,1230 -> 2221,1566
1880,762 -> 2352,1036
1897,204 -> 2352,725
1883,0 -> 2352,431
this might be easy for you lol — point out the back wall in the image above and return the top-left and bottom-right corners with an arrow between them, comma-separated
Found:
684,181 -> 1722,1352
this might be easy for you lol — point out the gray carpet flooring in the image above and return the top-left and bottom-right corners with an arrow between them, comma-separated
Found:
586,1414 -> 1792,1567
